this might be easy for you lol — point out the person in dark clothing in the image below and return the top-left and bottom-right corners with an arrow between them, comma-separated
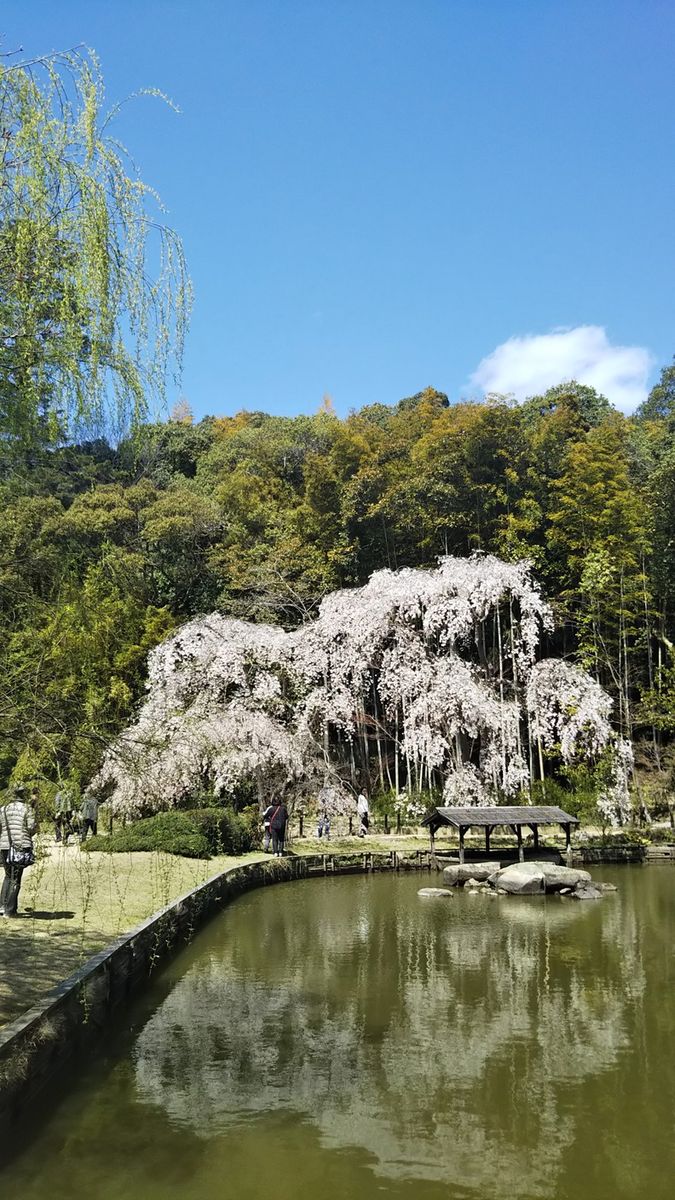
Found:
269,802 -> 289,857
80,792 -> 99,842
0,784 -> 37,918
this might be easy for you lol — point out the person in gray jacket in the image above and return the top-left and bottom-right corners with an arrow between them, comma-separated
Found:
54,785 -> 75,844
0,784 -> 37,918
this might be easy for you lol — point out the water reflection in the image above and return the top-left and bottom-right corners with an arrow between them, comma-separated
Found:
130,872 -> 661,1197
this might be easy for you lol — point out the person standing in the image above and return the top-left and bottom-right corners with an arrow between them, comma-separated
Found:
357,790 -> 370,837
262,803 -> 274,852
317,804 -> 331,840
316,786 -> 331,840
54,785 -> 74,844
0,784 -> 37,918
269,802 -> 289,857
80,791 -> 99,842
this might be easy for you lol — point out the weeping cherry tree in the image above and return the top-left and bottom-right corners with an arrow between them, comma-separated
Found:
95,554 -> 633,825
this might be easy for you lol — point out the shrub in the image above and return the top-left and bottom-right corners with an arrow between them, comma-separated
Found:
84,806 -> 259,858
581,827 -> 648,847
528,777 -> 600,824
646,825 -> 675,844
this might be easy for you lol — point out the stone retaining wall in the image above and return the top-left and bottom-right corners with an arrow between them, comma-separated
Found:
645,844 -> 675,861
574,844 -> 646,864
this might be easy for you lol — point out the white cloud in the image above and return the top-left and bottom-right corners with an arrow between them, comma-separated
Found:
469,325 -> 654,413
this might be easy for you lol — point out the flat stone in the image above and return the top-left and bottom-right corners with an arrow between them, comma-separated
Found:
595,881 -> 618,892
571,883 -> 603,900
488,862 -> 546,895
417,887 -> 453,899
443,861 -> 497,886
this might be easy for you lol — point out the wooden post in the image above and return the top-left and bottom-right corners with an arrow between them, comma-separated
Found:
564,823 -> 572,865
396,811 -> 401,834
532,824 -> 539,852
299,814 -> 304,838
349,815 -> 353,836
516,824 -> 524,862
485,825 -> 491,854
459,827 -> 465,865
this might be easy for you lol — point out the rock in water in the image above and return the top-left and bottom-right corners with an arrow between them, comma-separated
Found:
534,862 -> 592,891
443,862 -> 496,886
417,887 -> 453,899
571,883 -> 603,900
487,863 -> 546,895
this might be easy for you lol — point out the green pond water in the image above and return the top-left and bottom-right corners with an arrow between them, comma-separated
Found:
1,865 -> 674,1200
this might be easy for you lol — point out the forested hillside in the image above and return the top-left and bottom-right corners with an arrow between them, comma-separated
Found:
2,366 -> 675,799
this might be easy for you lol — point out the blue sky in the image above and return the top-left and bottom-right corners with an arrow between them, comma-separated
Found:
4,1 -> 674,417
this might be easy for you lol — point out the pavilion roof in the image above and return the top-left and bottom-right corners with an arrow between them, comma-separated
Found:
421,805 -> 579,829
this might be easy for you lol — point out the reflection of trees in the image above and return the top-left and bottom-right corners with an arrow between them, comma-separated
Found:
133,877 -> 646,1198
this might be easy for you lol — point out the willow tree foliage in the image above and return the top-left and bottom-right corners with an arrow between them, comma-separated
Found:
95,554 -> 632,824
0,47 -> 191,447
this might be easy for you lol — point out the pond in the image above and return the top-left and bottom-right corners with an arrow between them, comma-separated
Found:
1,866 -> 674,1200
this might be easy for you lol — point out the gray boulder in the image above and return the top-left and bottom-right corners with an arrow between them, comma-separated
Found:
443,861 -> 496,886
488,862 -> 546,895
417,887 -> 453,899
532,862 -> 592,892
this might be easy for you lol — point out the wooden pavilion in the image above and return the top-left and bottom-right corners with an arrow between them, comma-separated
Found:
421,806 -> 579,863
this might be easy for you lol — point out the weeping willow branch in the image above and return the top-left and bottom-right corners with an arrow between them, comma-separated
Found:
0,45 -> 192,448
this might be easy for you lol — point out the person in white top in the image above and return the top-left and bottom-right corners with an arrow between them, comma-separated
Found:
356,791 -> 369,837
0,783 -> 37,917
